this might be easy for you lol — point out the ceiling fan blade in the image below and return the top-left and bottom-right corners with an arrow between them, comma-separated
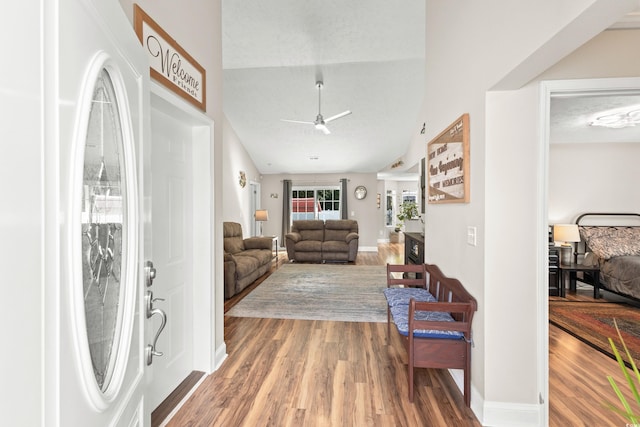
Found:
315,124 -> 331,135
281,119 -> 315,125
324,110 -> 352,123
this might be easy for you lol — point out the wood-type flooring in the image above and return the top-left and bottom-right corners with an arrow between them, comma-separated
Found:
159,242 -> 637,426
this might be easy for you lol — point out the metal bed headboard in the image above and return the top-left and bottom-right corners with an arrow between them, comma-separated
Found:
575,212 -> 640,226
573,213 -> 640,263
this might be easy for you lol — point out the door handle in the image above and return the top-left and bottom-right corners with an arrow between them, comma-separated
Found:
145,290 -> 167,366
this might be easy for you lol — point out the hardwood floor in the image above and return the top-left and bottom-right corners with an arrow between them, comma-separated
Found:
165,243 -> 636,426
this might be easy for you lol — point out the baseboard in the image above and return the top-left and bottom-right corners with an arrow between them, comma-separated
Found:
214,342 -> 227,371
359,246 -> 378,252
481,401 -> 542,426
448,369 -> 542,426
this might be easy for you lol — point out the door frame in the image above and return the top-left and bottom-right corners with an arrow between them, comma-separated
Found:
149,81 -> 216,375
538,76 -> 640,422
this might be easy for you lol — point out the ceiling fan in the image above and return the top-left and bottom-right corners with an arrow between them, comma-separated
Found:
281,81 -> 351,135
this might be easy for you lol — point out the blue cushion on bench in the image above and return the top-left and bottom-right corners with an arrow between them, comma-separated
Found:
388,304 -> 464,340
383,287 -> 437,307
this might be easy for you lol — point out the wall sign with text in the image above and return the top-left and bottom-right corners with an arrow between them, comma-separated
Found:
427,114 -> 470,204
134,5 -> 206,111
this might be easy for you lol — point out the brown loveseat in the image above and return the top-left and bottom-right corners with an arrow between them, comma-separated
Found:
285,219 -> 359,263
223,222 -> 273,299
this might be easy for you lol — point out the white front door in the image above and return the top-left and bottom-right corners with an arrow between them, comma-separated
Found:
56,0 -> 151,425
148,105 -> 195,409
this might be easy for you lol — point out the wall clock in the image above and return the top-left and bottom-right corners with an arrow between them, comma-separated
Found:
354,185 -> 367,200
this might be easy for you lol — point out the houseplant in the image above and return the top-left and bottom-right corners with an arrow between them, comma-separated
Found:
396,201 -> 419,231
606,320 -> 640,422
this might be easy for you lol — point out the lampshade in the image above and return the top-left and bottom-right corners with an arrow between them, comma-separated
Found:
553,224 -> 580,245
255,209 -> 269,222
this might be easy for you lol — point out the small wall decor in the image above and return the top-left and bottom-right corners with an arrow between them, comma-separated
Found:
238,171 -> 247,188
391,159 -> 404,169
376,193 -> 381,209
427,114 -> 470,204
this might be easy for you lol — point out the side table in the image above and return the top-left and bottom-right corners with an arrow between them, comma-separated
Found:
270,236 -> 279,265
559,263 -> 600,298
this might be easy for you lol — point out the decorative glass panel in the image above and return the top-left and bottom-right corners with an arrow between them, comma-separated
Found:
81,69 -> 126,392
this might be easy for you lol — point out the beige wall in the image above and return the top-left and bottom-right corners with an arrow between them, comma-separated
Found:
550,142 -> 640,224
411,0 -> 639,424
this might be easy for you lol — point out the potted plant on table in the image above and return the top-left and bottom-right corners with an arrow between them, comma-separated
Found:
396,201 -> 419,232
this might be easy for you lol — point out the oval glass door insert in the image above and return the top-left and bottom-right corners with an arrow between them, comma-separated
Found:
81,69 -> 127,392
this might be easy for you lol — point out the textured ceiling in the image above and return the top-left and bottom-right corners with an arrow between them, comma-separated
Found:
222,3 -> 640,176
222,0 -> 425,175
551,93 -> 640,144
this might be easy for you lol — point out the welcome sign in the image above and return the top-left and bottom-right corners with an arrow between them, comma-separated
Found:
134,5 -> 206,111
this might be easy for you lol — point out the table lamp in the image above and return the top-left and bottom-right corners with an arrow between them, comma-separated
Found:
255,209 -> 269,236
553,224 -> 580,265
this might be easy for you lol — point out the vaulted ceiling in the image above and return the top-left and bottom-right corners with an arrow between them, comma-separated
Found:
222,0 -> 425,175
222,3 -> 640,176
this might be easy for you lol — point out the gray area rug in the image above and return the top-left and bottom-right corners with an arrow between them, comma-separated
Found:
226,264 -> 388,322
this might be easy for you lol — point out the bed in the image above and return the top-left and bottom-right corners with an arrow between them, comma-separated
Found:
575,213 -> 640,300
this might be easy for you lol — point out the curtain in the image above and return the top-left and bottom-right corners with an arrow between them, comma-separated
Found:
281,179 -> 292,243
340,178 -> 348,220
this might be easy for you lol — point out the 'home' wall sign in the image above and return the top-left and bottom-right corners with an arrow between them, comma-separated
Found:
134,5 -> 206,111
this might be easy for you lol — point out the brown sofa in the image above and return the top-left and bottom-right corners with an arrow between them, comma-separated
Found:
285,219 -> 359,263
223,222 -> 273,299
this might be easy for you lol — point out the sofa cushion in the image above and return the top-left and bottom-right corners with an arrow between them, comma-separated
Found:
238,248 -> 272,265
223,222 -> 245,254
292,220 -> 325,241
325,228 -> 349,242
325,219 -> 358,231
244,236 -> 273,250
232,253 -> 261,279
294,240 -> 323,252
322,240 -> 349,253
388,304 -> 463,340
225,237 -> 245,254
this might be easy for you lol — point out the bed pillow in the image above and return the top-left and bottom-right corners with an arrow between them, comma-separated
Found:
586,228 -> 640,259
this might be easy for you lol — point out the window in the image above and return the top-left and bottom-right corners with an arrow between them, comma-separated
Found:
402,190 -> 417,204
291,186 -> 341,221
386,190 -> 395,226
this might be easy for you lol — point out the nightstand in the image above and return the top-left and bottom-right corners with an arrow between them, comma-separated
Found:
559,263 -> 600,298
548,245 -> 560,296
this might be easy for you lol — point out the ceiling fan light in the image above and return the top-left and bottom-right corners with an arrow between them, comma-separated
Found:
589,108 -> 640,128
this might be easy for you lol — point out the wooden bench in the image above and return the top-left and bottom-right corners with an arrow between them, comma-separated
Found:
384,263 -> 477,406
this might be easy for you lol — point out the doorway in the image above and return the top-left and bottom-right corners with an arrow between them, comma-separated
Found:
540,76 -> 640,420
148,84 -> 215,412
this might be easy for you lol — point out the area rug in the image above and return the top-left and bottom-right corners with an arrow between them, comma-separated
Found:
226,264 -> 388,322
549,301 -> 640,365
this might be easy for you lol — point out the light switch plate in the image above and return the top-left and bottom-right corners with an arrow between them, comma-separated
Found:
467,226 -> 477,246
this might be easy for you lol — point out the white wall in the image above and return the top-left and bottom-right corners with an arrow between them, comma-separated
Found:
1,2 -> 44,425
222,115 -> 261,233
549,143 -> 640,224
